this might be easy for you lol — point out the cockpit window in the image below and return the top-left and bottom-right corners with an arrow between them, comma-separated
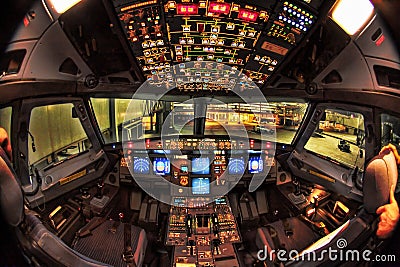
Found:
91,98 -> 307,144
305,109 -> 365,169
91,98 -> 152,143
28,103 -> 92,168
381,113 -> 400,149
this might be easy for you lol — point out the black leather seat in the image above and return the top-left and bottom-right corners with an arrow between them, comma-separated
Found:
257,150 -> 398,267
256,216 -> 320,266
0,147 -> 147,266
73,218 -> 147,267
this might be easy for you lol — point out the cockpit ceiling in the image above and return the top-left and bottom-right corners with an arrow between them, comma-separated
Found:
112,0 -> 324,85
58,0 -> 341,89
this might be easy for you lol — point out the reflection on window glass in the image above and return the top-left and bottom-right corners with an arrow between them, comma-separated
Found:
91,98 -> 146,143
381,114 -> 400,149
170,103 -> 194,135
91,98 -> 307,144
203,102 -> 308,144
29,103 -> 91,166
0,106 -> 12,142
305,109 -> 365,169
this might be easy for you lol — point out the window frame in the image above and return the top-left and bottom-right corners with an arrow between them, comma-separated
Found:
17,97 -> 102,186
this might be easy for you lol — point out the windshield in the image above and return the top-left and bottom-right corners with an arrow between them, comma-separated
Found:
91,98 -> 308,144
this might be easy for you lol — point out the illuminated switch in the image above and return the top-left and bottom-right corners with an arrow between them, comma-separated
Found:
207,54 -> 214,59
182,25 -> 191,32
202,39 -> 209,44
187,38 -> 194,44
226,23 -> 235,30
211,25 -> 220,33
179,38 -> 186,44
224,49 -> 231,55
238,42 -> 245,48
231,41 -> 237,47
239,29 -> 247,36
167,1 -> 176,9
217,39 -> 224,45
254,55 -> 260,61
197,23 -> 205,33
185,56 -> 191,61
142,42 -> 149,48
197,56 -> 204,61
248,30 -> 256,37
157,40 -> 164,46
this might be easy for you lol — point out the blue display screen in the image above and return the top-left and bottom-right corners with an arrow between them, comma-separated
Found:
153,158 -> 170,175
248,156 -> 263,174
228,158 -> 245,175
133,157 -> 150,174
181,165 -> 188,173
192,178 -> 210,195
192,157 -> 210,174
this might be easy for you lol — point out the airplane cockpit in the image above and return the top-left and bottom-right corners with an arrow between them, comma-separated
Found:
0,0 -> 399,266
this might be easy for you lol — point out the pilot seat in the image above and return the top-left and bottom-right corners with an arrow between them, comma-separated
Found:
0,146 -> 147,267
73,217 -> 147,267
256,149 -> 398,266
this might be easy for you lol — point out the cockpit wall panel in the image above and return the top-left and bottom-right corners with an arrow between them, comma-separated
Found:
21,22 -> 92,81
8,1 -> 53,43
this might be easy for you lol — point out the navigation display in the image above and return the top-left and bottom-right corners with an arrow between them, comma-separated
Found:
228,158 -> 245,175
133,157 -> 150,174
153,158 -> 170,175
248,156 -> 263,174
192,157 -> 210,174
192,178 -> 210,195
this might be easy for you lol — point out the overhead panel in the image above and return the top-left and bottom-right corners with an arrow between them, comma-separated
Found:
112,0 -> 321,88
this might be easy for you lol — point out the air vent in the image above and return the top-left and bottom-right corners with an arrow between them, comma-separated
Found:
374,65 -> 400,89
0,49 -> 26,76
108,76 -> 131,84
59,58 -> 80,75
277,83 -> 297,89
322,70 -> 342,84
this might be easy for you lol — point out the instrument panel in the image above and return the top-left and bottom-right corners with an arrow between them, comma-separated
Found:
120,137 -> 277,191
111,0 -> 324,86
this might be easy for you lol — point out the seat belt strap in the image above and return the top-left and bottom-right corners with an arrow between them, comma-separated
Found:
123,223 -> 137,267
109,220 -> 120,234
282,218 -> 293,237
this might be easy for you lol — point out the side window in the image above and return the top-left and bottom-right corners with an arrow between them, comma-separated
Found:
381,113 -> 400,148
28,103 -> 92,168
305,109 -> 365,169
0,106 -> 12,140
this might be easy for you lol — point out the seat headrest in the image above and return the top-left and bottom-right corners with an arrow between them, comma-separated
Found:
363,150 -> 398,214
0,147 -> 24,226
